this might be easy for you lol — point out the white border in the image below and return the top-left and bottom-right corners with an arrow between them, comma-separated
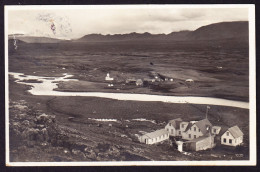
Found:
5,4 -> 256,166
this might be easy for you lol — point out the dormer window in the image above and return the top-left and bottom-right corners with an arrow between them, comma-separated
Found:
194,127 -> 196,131
226,132 -> 229,136
169,123 -> 171,126
182,124 -> 185,128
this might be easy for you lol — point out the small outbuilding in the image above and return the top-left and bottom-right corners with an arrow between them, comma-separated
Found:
139,129 -> 169,145
185,79 -> 194,82
184,135 -> 215,151
221,125 -> 243,146
212,126 -> 222,135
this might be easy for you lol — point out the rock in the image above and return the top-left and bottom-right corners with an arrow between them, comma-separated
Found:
37,124 -> 45,129
72,149 -> 81,155
21,120 -> 30,126
36,113 -> 56,125
64,149 -> 69,154
13,104 -> 27,111
18,113 -> 27,120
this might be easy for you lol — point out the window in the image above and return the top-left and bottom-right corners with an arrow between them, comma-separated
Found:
199,129 -> 200,132
182,124 -> 185,128
179,131 -> 181,135
169,123 -> 171,126
229,139 -> 232,144
194,135 -> 196,139
223,138 -> 226,143
189,134 -> 191,138
226,132 -> 229,136
167,128 -> 169,132
171,129 -> 173,134
194,127 -> 196,131
214,129 -> 217,133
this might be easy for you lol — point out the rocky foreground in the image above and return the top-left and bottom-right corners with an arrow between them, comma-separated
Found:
9,100 -> 145,162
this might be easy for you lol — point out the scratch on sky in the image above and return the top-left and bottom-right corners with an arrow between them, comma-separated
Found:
36,13 -> 72,37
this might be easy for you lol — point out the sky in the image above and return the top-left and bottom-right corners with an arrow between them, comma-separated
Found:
7,6 -> 249,39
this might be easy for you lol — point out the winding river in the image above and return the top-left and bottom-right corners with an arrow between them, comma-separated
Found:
9,72 -> 249,109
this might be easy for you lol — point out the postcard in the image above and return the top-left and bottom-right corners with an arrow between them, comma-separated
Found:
5,5 -> 256,166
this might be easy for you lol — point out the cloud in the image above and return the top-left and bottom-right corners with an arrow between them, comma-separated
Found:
7,6 -> 249,39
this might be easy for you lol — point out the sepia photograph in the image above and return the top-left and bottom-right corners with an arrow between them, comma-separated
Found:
5,5 -> 256,166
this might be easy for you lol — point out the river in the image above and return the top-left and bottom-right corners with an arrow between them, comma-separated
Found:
9,72 -> 249,109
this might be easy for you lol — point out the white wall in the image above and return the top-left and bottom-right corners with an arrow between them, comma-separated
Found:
182,125 -> 203,140
165,123 -> 177,136
146,133 -> 169,145
221,131 -> 243,146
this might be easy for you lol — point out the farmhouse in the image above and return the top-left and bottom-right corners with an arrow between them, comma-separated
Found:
165,118 -> 183,136
221,125 -> 243,146
165,118 -> 217,151
126,78 -> 137,84
139,129 -> 169,145
181,118 -> 212,141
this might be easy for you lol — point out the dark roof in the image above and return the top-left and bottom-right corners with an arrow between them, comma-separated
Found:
194,118 -> 212,135
184,122 -> 194,132
218,126 -> 229,136
168,118 -> 182,129
143,129 -> 168,139
228,125 -> 244,138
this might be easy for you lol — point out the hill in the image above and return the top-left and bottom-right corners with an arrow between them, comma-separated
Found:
8,35 -> 62,43
188,21 -> 248,41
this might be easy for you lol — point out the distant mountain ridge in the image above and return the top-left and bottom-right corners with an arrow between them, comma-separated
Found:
9,21 -> 248,43
76,21 -> 248,42
8,35 -> 62,43
75,30 -> 191,42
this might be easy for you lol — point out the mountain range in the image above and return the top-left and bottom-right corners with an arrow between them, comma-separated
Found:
8,21 -> 248,43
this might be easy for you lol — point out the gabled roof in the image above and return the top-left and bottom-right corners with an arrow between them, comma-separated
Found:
227,125 -> 244,138
218,126 -> 229,136
194,118 -> 212,135
185,118 -> 212,134
143,129 -> 168,139
168,118 -> 182,129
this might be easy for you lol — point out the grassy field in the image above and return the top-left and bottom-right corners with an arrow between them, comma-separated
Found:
9,39 -> 249,101
8,39 -> 250,161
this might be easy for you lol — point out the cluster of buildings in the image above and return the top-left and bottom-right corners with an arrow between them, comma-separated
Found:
138,117 -> 244,152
